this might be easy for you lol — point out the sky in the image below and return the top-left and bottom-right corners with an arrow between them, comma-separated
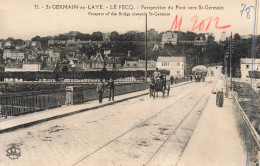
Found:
0,0 -> 259,41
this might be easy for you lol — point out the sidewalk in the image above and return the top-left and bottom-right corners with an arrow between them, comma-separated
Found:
0,81 -> 191,133
178,91 -> 246,166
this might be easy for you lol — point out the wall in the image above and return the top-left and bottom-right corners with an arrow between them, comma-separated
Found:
157,61 -> 185,77
207,66 -> 223,79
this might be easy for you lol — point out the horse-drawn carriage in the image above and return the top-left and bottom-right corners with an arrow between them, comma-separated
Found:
149,74 -> 170,98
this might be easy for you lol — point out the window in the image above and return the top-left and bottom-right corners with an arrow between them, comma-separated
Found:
162,62 -> 169,66
246,65 -> 249,69
177,71 -> 180,73
211,71 -> 214,76
177,63 -> 180,66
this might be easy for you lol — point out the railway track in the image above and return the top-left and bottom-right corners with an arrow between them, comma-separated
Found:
145,81 -> 215,166
72,81 -> 216,166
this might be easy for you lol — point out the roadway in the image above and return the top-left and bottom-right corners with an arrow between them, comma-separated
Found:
0,80 -> 216,166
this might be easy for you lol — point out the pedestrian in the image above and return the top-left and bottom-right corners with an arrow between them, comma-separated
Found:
108,77 -> 115,101
216,88 -> 224,107
170,76 -> 174,84
96,79 -> 104,103
216,88 -> 219,106
218,88 -> 224,107
190,74 -> 193,81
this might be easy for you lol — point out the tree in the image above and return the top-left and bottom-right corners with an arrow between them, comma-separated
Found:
207,34 -> 215,42
136,32 -> 145,41
147,29 -> 158,41
125,31 -> 136,41
13,39 -> 24,45
62,66 -> 69,72
6,38 -> 14,42
110,31 -> 119,41
31,36 -> 41,41
75,33 -> 91,41
234,33 -> 241,43
118,34 -> 126,41
56,34 -> 69,40
91,32 -> 103,41
186,31 -> 197,41
156,32 -> 163,42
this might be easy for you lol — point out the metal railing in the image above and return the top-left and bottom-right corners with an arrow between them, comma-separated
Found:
0,89 -> 66,117
232,96 -> 260,166
0,82 -> 149,117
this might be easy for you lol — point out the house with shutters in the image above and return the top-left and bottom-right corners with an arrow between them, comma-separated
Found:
156,56 -> 186,77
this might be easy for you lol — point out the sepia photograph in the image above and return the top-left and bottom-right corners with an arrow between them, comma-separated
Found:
0,0 -> 259,165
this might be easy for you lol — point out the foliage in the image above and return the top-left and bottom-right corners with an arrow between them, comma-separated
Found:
91,32 -> 103,41
2,70 -> 169,82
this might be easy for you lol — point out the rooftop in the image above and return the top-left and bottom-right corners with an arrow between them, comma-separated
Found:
157,56 -> 186,62
5,63 -> 23,69
241,58 -> 260,64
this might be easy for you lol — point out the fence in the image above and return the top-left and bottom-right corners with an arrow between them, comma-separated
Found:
0,89 -> 66,116
232,96 -> 260,166
0,82 -> 149,117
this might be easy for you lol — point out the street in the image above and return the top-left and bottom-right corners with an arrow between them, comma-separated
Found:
0,81 -> 216,166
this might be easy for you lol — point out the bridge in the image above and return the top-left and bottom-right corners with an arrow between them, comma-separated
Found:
0,78 -> 257,166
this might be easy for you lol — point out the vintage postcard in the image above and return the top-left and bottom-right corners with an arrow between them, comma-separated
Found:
0,0 -> 259,165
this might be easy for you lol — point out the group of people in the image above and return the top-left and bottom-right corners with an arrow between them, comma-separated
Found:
96,78 -> 115,103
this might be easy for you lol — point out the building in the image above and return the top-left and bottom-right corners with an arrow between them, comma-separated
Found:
3,49 -> 25,60
49,52 -> 60,62
102,33 -> 110,41
156,56 -> 186,77
23,61 -> 41,71
91,53 -> 104,69
48,39 -> 55,46
5,63 -> 23,72
207,65 -> 223,79
123,60 -> 156,71
69,58 -> 79,68
161,31 -> 178,45
240,58 -> 260,78
4,41 -> 12,48
45,48 -> 61,62
179,40 -> 207,45
106,57 -> 121,70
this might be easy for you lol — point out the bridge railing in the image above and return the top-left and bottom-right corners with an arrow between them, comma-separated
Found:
0,89 -> 66,117
232,96 -> 260,166
0,82 -> 149,117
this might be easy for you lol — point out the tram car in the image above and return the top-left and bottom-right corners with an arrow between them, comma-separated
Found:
192,65 -> 208,82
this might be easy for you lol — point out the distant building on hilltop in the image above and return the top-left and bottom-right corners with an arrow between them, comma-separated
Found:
161,31 -> 178,45
3,49 -> 25,61
156,56 -> 186,77
102,33 -> 110,42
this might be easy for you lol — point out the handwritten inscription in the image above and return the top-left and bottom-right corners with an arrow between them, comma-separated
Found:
170,15 -> 231,32
240,3 -> 254,19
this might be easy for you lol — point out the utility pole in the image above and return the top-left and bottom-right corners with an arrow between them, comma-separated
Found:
145,13 -> 148,82
229,32 -> 233,91
225,51 -> 229,97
